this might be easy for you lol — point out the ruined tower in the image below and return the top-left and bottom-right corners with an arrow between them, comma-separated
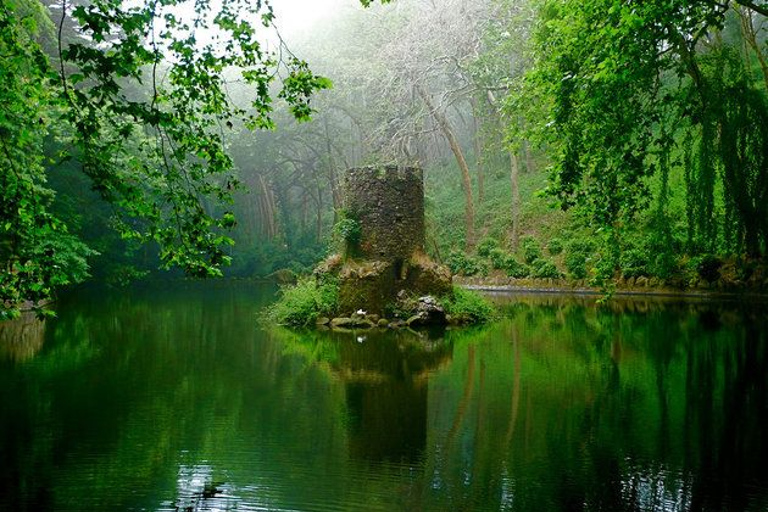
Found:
317,165 -> 451,315
344,165 -> 425,262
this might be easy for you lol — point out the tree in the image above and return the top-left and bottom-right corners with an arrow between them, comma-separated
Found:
0,0 -> 390,317
517,0 -> 768,277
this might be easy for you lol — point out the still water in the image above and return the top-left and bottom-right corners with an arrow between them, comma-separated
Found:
1,282 -> 767,511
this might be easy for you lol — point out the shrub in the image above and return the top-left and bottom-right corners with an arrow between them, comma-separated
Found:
521,236 -> 543,264
504,257 -> 531,278
620,248 -> 649,279
689,254 -> 721,282
443,286 -> 495,324
477,237 -> 500,258
548,238 -> 564,255
333,217 -> 361,246
531,258 -> 562,279
487,248 -> 509,269
447,250 -> 488,276
565,253 -> 587,279
265,277 -> 339,326
565,239 -> 596,279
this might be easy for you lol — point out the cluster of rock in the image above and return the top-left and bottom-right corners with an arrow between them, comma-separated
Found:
315,295 -> 452,331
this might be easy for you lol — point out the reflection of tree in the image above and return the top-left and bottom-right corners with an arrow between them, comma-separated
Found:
0,312 -> 45,362
4,286 -> 768,511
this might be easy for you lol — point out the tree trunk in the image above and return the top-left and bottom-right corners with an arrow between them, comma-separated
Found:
523,139 -> 535,174
258,174 -> 278,239
471,98 -> 485,205
509,150 -> 520,251
324,120 -> 342,222
416,84 -> 476,249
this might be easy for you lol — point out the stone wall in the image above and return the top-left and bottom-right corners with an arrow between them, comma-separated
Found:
344,166 -> 425,262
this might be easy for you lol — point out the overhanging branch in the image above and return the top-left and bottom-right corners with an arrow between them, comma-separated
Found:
735,0 -> 768,18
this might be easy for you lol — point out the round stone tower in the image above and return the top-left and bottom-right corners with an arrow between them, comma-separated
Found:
344,165 -> 425,261
314,164 -> 450,316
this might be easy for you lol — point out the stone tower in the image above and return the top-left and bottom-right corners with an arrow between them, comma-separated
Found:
316,165 -> 451,316
344,166 -> 425,261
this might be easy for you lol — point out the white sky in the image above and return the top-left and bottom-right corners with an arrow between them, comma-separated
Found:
270,0 -> 350,38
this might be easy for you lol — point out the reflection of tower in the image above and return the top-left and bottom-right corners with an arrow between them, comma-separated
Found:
329,330 -> 453,463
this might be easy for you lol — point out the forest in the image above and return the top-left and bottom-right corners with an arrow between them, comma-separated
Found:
3,0 -> 768,317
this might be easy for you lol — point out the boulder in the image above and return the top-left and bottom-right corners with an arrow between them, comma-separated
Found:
406,296 -> 447,327
331,317 -> 353,328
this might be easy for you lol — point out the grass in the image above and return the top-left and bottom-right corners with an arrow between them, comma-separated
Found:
265,277 -> 340,327
442,286 -> 496,324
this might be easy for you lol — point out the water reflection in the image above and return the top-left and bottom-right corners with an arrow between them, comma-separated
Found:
0,311 -> 45,362
1,284 -> 767,511
315,329 -> 451,463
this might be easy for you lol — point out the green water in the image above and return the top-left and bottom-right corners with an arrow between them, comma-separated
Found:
1,283 -> 767,511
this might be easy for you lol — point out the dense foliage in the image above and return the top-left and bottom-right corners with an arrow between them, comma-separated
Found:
265,276 -> 340,326
0,0 -> 390,317
515,0 -> 768,279
3,0 -> 767,319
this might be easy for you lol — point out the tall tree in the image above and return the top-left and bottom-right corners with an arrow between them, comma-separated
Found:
517,0 -> 768,272
0,0 -> 390,316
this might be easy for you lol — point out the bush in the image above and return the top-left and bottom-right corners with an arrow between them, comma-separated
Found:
447,250 -> 488,276
530,258 -> 563,279
696,254 -> 723,282
521,236 -> 543,264
504,257 -> 531,278
487,248 -> 509,269
443,286 -> 495,324
565,239 -> 596,279
548,238 -> 564,255
620,248 -> 649,279
265,277 -> 339,326
333,217 -> 361,246
477,237 -> 500,258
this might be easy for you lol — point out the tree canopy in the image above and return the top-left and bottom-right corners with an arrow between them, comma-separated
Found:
0,0 -> 389,317
517,0 -> 768,277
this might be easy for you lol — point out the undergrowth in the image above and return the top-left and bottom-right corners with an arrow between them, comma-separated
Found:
442,286 -> 496,324
265,277 -> 339,326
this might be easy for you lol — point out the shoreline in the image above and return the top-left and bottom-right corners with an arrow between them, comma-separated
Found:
455,277 -> 768,302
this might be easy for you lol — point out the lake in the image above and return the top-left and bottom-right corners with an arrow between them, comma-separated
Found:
1,282 -> 767,511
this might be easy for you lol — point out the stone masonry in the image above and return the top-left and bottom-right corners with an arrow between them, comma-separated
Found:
315,165 -> 451,316
344,165 -> 425,261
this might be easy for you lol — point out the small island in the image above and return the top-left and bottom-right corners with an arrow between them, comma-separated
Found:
267,165 -> 493,329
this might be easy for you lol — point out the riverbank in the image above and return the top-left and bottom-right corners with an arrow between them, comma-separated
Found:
455,275 -> 768,300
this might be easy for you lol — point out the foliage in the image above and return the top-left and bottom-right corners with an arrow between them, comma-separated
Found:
530,258 -> 562,279
547,238 -> 564,255
505,258 -> 531,279
516,0 -> 768,266
0,0 -> 96,316
695,254 -> 723,283
485,248 -> 530,278
477,237 -> 500,258
442,286 -> 495,324
265,277 -> 339,327
2,0 -> 405,315
521,236 -> 543,264
620,248 -> 649,280
487,248 -> 510,270
564,239 -> 596,279
447,251 -> 489,277
332,210 -> 362,255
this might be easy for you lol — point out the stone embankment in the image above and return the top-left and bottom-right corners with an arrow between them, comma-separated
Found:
454,274 -> 768,298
